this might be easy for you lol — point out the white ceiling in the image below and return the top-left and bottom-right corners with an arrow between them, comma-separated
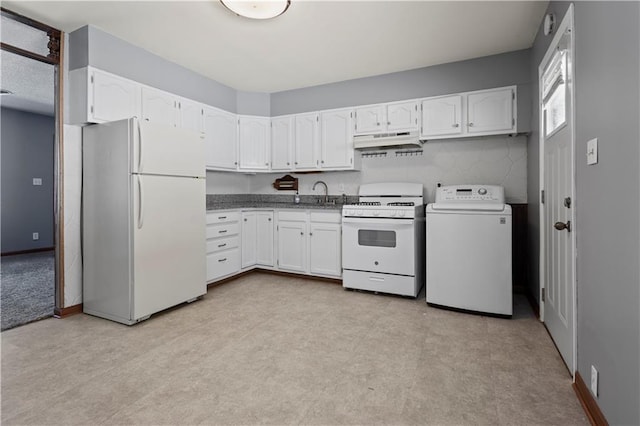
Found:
3,0 -> 548,96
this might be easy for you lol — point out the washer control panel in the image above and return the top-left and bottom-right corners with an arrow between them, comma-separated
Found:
432,185 -> 505,210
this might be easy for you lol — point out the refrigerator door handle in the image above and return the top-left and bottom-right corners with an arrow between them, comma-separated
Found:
138,121 -> 144,173
137,175 -> 145,229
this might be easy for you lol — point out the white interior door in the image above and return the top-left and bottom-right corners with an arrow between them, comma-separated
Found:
539,5 -> 575,373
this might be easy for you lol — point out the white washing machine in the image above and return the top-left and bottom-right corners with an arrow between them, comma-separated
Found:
426,185 -> 512,317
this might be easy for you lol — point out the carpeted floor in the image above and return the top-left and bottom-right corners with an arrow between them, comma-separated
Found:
1,251 -> 55,331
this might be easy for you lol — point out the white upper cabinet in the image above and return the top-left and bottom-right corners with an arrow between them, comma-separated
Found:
420,86 -> 516,140
354,105 -> 385,134
294,112 -> 319,170
466,87 -> 515,135
387,100 -> 419,132
320,108 -> 354,169
203,106 -> 238,170
271,116 -> 294,171
239,116 -> 271,171
69,67 -> 141,124
141,86 -> 178,127
420,95 -> 463,138
178,98 -> 203,134
354,100 -> 418,135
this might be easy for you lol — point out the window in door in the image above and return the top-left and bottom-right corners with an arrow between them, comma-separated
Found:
542,50 -> 567,137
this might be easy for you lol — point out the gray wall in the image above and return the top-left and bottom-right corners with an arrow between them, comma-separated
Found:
530,2 -> 640,424
1,108 -> 55,253
573,2 -> 639,424
237,91 -> 270,116
271,49 -> 532,133
69,25 -> 238,112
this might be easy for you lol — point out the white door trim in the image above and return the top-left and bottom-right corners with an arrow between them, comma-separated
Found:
538,3 -> 577,376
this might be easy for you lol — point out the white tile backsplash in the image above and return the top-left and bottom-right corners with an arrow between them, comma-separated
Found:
248,135 -> 528,204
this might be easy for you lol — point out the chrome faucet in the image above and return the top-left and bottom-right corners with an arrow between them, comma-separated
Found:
312,180 -> 329,204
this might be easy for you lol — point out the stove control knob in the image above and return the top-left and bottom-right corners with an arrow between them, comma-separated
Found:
478,188 -> 487,195
397,210 -> 406,217
390,210 -> 397,217
357,210 -> 363,216
373,210 -> 380,216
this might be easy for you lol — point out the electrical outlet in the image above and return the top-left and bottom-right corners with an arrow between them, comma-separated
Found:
33,178 -> 42,186
32,232 -> 39,241
591,365 -> 598,397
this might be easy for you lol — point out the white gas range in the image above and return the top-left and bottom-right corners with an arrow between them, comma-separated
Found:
341,183 -> 425,297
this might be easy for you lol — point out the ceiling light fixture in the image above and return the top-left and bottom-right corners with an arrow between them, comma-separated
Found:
220,0 -> 290,20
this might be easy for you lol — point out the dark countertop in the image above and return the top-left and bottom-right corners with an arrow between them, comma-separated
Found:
205,194 -> 357,212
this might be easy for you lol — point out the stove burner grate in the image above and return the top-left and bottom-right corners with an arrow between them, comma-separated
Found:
352,201 -> 381,206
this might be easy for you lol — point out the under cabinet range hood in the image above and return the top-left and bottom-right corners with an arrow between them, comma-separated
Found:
353,131 -> 422,150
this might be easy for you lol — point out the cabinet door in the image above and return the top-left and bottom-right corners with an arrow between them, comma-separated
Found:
309,222 -> 342,277
420,95 -> 463,138
178,98 -> 203,133
271,116 -> 294,171
387,100 -> 419,132
277,220 -> 306,273
203,107 -> 238,170
354,105 -> 385,135
239,116 -> 270,170
241,212 -> 257,268
256,211 -> 274,266
141,87 -> 177,127
294,113 -> 319,169
91,70 -> 140,123
466,87 -> 515,134
320,108 -> 354,169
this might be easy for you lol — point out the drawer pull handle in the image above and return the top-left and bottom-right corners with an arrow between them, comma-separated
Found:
219,230 -> 228,234
218,216 -> 227,219
218,258 -> 227,262
218,243 -> 227,248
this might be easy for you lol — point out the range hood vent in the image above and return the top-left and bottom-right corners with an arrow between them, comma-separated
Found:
353,131 -> 423,150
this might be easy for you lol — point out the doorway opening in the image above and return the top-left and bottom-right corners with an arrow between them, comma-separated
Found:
1,8 -> 63,330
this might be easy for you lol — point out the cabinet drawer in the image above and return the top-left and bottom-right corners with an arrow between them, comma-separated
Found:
206,222 -> 240,239
206,211 -> 240,225
206,236 -> 240,254
206,249 -> 241,281
310,211 -> 341,224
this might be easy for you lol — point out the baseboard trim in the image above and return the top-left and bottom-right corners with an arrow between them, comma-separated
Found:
1,247 -> 55,256
54,304 -> 83,318
256,268 -> 342,284
573,371 -> 608,426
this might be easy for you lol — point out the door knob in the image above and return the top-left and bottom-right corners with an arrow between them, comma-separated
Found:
554,221 -> 571,232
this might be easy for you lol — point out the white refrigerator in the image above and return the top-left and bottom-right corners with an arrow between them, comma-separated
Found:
82,118 -> 206,325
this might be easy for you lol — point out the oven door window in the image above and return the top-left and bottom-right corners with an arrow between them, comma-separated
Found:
358,229 -> 396,248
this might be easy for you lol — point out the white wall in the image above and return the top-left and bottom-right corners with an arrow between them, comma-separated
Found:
248,135 -> 527,204
206,171 -> 251,194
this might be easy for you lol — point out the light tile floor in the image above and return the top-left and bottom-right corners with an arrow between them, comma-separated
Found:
1,272 -> 588,425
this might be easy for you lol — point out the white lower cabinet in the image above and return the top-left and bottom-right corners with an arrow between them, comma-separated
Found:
242,210 -> 274,269
277,212 -> 307,273
309,212 -> 342,277
206,211 -> 241,282
276,210 -> 342,278
208,208 -> 342,281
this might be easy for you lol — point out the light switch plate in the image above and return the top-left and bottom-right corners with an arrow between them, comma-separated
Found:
33,178 -> 42,186
587,138 -> 598,165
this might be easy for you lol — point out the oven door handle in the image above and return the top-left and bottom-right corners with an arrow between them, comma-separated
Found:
342,217 -> 415,226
